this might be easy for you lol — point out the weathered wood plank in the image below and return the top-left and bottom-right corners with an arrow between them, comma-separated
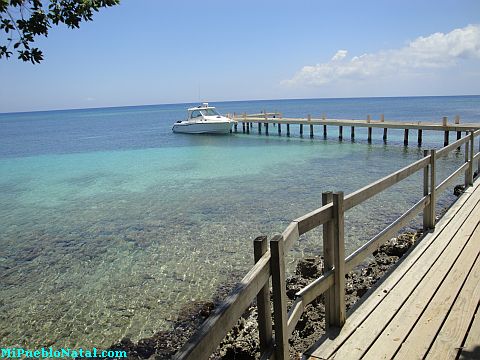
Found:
427,233 -> 480,359
423,149 -> 431,230
459,302 -> 480,359
332,192 -> 346,327
436,134 -> 470,158
287,298 -> 305,336
468,132 -> 474,186
270,235 -> 289,360
295,203 -> 333,235
254,236 -> 273,355
295,270 -> 334,307
393,208 -> 480,360
344,156 -> 430,211
282,221 -> 299,252
345,195 -> 429,272
435,161 -> 469,195
429,149 -> 436,228
323,192 -> 335,329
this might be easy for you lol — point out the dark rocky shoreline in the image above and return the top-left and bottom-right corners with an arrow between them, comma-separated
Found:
105,230 -> 423,360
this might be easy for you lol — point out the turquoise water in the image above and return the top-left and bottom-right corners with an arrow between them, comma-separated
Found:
0,96 -> 479,348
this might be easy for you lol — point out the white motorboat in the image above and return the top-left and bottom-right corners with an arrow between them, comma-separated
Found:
172,103 -> 233,134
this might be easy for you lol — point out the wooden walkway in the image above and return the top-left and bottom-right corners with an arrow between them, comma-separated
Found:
231,114 -> 480,146
305,179 -> 480,360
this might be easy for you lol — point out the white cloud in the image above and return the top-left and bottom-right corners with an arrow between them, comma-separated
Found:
283,24 -> 480,87
331,50 -> 348,61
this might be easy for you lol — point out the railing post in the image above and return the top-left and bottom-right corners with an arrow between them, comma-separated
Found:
322,192 -> 335,329
423,150 -> 431,230
468,131 -> 474,186
254,236 -> 273,355
270,234 -> 289,360
477,133 -> 480,175
429,149 -> 436,228
465,136 -> 470,188
332,192 -> 346,327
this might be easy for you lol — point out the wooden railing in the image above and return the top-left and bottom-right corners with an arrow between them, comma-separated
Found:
174,130 -> 480,360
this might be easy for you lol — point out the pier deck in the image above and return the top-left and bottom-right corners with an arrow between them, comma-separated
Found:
305,179 -> 480,360
234,116 -> 480,132
232,114 -> 480,145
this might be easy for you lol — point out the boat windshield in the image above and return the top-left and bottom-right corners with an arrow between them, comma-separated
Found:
201,109 -> 220,116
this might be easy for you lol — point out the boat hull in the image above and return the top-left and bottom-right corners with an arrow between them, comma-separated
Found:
172,121 -> 232,134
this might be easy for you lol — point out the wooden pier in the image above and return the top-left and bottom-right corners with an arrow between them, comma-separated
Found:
230,113 -> 480,146
174,129 -> 480,360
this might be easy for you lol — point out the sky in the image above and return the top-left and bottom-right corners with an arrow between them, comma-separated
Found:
0,0 -> 479,113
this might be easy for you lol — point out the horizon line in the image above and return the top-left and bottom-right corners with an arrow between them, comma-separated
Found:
1,94 -> 479,116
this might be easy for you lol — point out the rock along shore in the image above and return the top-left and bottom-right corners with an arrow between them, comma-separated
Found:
105,229 -> 423,360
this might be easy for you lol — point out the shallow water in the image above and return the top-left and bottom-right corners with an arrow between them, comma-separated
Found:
0,96 -> 479,348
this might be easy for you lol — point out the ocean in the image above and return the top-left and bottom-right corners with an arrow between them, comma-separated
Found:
0,96 -> 479,348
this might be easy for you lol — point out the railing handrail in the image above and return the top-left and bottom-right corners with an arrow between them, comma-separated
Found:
175,130 -> 480,360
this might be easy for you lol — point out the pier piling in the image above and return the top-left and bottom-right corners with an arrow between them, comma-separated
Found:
367,115 -> 372,143
308,114 -> 313,138
351,126 -> 355,140
339,126 -> 343,140
443,117 -> 449,146
456,115 -> 461,141
404,129 -> 409,146
322,114 -> 327,138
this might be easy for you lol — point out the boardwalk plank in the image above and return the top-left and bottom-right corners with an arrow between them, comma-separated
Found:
395,220 -> 480,359
427,234 -> 480,359
333,197 -> 480,360
459,303 -> 480,359
361,199 -> 480,360
305,182 -> 480,360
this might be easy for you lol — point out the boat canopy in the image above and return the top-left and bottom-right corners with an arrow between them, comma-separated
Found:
187,102 -> 216,111
187,103 -> 221,119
